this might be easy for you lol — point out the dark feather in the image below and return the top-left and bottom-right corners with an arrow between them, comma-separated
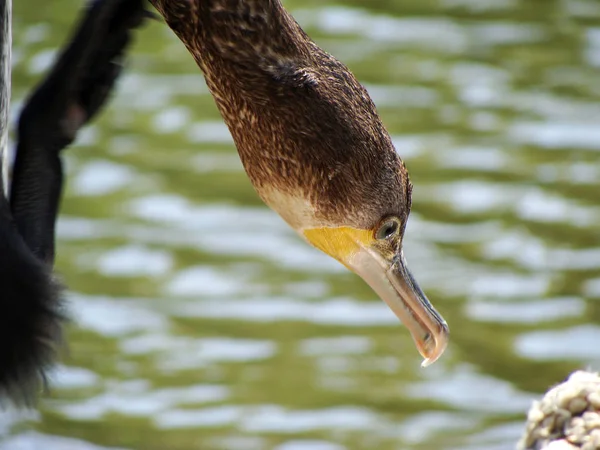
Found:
0,201 -> 64,404
0,0 -> 148,405
150,0 -> 412,229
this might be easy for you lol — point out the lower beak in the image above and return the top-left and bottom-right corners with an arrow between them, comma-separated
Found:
346,247 -> 449,366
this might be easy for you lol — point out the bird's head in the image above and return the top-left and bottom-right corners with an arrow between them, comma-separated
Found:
261,153 -> 449,367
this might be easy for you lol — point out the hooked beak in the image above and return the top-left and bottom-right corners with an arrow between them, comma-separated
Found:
303,226 -> 449,366
346,246 -> 449,366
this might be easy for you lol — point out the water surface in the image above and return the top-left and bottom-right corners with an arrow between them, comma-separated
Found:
2,0 -> 600,449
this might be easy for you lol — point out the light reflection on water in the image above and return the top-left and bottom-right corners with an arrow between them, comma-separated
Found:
3,0 -> 600,449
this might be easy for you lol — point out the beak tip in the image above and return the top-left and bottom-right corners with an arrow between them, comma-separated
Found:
419,322 -> 449,368
420,346 -> 445,368
420,358 -> 435,368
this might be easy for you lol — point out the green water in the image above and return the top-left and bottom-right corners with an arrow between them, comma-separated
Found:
3,0 -> 600,449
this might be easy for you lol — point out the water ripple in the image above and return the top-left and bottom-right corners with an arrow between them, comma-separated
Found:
514,325 -> 600,361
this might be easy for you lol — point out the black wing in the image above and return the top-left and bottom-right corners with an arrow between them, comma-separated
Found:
0,0 -> 148,404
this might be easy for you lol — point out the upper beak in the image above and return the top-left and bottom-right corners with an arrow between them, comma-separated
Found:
346,246 -> 449,366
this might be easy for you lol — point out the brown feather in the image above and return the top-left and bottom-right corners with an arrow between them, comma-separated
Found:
150,0 -> 412,230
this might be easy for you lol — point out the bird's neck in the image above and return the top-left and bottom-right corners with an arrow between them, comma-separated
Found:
151,0 -> 403,231
150,0 -> 313,73
149,0 -> 328,182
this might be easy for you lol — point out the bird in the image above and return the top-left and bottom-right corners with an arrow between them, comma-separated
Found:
148,0 -> 450,366
0,0 -> 148,404
145,5 -> 600,450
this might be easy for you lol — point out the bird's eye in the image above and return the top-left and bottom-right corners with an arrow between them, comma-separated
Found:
375,217 -> 401,240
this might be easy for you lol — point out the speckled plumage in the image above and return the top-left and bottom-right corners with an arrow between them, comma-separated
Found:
150,0 -> 412,231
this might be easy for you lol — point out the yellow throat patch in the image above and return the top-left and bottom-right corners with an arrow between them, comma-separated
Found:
303,226 -> 374,269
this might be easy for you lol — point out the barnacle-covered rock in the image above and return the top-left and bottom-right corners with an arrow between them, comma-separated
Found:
519,371 -> 600,450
